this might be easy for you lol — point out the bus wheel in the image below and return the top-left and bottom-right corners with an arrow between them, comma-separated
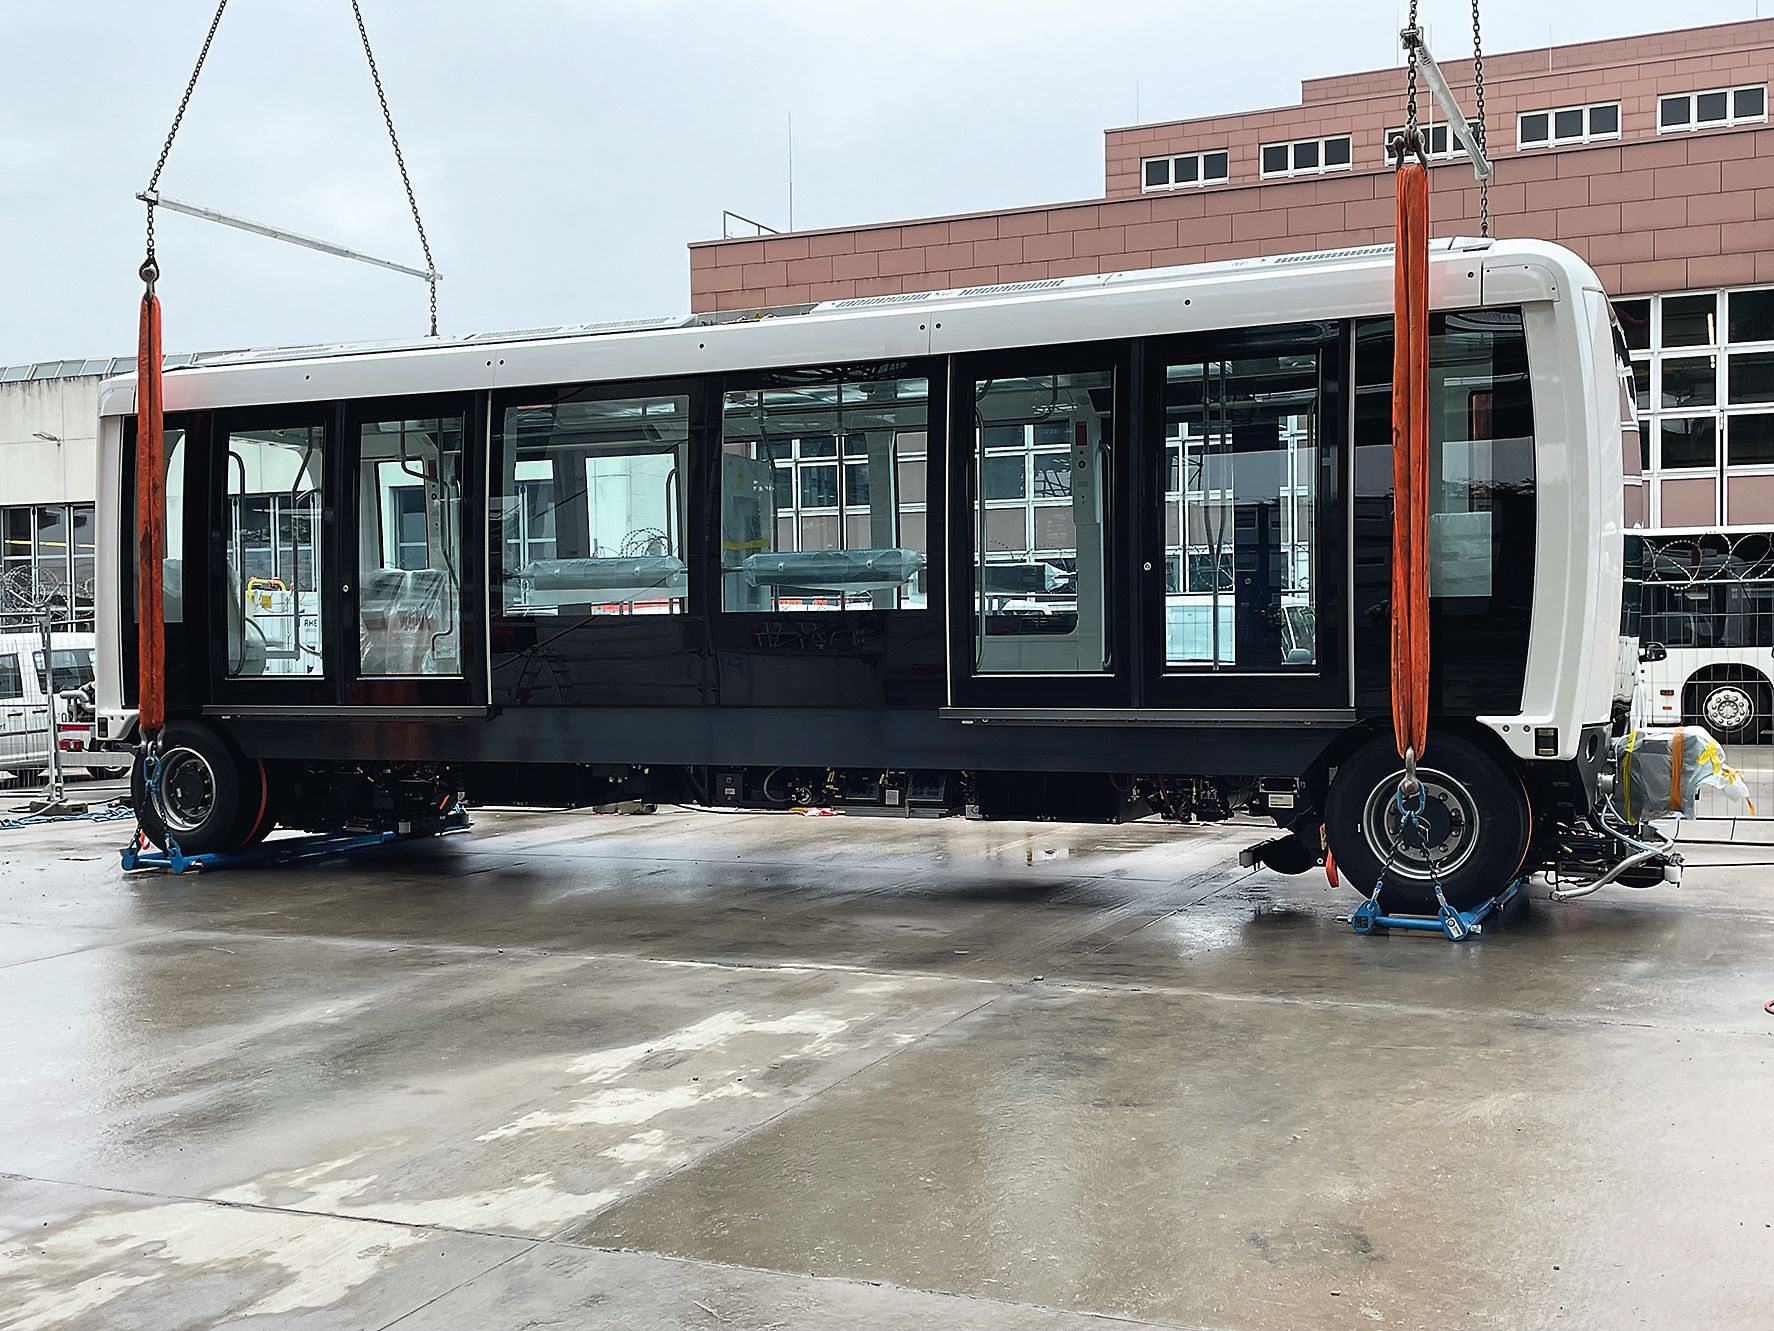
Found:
1323,733 -> 1530,914
130,722 -> 267,856
1686,673 -> 1769,745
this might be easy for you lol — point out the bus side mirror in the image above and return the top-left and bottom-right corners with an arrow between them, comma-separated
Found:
1639,641 -> 1667,664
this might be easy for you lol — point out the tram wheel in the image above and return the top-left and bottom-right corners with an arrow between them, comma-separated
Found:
131,721 -> 268,856
1324,732 -> 1530,914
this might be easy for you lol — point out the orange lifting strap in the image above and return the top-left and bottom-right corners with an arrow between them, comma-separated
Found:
1390,161 -> 1431,762
136,288 -> 166,737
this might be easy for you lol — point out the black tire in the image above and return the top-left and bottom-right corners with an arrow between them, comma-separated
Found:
1683,673 -> 1769,746
1325,732 -> 1531,914
130,721 -> 267,856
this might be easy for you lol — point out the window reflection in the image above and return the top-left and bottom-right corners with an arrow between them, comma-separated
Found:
225,424 -> 325,678
720,371 -> 929,612
358,417 -> 464,676
1162,351 -> 1320,670
499,392 -> 689,617
974,369 -> 1111,674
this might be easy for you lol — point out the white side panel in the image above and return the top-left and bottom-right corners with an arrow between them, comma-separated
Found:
93,414 -> 126,715
1478,258 -> 1561,306
929,254 -> 1481,354
1477,244 -> 1621,761
95,241 -> 1521,422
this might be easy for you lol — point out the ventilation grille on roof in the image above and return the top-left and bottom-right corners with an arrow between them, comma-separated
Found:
826,291 -> 936,309
955,278 -> 1066,297
1273,245 -> 1391,264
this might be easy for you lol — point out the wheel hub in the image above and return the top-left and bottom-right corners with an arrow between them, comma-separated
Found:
1363,767 -> 1480,881
1703,684 -> 1754,733
156,747 -> 217,835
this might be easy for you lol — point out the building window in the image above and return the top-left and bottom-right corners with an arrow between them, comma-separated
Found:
1627,288 -> 1774,528
1614,298 -> 1651,352
1258,135 -> 1351,179
0,502 -> 95,629
1517,102 -> 1620,148
1141,150 -> 1230,192
1660,417 -> 1717,470
1728,289 -> 1774,344
1728,413 -> 1774,467
1659,85 -> 1767,132
1382,121 -> 1470,162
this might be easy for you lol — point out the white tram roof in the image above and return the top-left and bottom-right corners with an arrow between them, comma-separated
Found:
98,236 -> 1591,418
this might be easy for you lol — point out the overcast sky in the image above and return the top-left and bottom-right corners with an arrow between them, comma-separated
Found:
0,0 -> 1766,362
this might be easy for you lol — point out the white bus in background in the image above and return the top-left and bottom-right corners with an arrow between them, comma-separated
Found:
1637,529 -> 1774,743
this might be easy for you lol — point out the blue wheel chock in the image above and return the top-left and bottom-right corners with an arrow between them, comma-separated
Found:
121,809 -> 470,875
1349,877 -> 1524,941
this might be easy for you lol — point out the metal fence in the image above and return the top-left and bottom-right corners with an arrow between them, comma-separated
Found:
1637,530 -> 1774,819
0,568 -> 101,801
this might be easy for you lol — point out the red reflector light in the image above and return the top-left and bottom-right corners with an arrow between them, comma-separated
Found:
1659,689 -> 1675,697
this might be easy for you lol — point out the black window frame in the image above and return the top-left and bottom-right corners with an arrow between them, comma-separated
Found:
1141,149 -> 1231,193
1517,101 -> 1620,149
1258,135 -> 1353,179
1660,84 -> 1769,132
715,357 -> 939,621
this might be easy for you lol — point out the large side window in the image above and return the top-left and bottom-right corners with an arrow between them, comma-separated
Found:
972,369 -> 1111,673
1355,311 -> 1535,600
720,368 -> 928,612
497,390 -> 690,617
162,431 -> 186,624
1352,310 -> 1536,712
1160,343 -> 1324,672
357,415 -> 465,676
224,424 -> 325,678
125,426 -> 187,626
0,654 -> 22,700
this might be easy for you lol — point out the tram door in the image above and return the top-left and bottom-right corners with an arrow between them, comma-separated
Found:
208,396 -> 487,710
1137,323 -> 1348,713
946,344 -> 1135,710
339,395 -> 486,707
944,328 -> 1348,716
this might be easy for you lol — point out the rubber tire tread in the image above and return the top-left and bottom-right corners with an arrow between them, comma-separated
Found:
1324,732 -> 1530,915
130,721 -> 264,855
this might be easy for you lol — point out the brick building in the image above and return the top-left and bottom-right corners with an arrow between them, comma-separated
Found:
689,18 -> 1774,529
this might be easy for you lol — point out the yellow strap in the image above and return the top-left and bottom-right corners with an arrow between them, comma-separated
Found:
1669,728 -> 1685,815
1620,731 -> 1636,822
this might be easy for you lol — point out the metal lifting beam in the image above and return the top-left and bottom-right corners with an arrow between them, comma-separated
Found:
135,190 -> 441,284
1400,25 -> 1493,182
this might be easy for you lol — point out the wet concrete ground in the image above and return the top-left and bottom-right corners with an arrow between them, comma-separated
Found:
0,803 -> 1770,1330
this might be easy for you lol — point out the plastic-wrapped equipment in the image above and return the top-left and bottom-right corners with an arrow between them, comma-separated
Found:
743,548 -> 925,590
1614,726 -> 1755,820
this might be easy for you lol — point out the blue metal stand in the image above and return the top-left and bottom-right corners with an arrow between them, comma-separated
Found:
121,811 -> 470,875
1349,877 -> 1524,941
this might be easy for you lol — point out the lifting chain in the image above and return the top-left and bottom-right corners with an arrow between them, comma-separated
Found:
1365,778 -> 1472,938
1471,0 -> 1490,236
142,0 -> 232,286
1392,0 -> 1425,168
1404,0 -> 1420,136
138,0 -> 439,335
350,0 -> 440,337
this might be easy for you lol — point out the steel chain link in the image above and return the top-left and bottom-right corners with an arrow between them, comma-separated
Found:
1405,0 -> 1420,134
1472,0 -> 1490,236
142,0 -> 232,279
351,0 -> 440,337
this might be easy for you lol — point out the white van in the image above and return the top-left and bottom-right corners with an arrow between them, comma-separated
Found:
0,632 -> 127,778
